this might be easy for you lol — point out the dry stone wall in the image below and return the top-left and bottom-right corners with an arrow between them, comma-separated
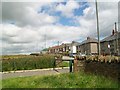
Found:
74,56 -> 120,81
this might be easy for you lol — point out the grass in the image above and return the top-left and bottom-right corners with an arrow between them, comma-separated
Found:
56,61 -> 69,68
0,79 -> 2,89
2,71 -> 119,88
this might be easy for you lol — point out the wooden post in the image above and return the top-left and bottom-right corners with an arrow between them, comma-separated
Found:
73,56 -> 78,72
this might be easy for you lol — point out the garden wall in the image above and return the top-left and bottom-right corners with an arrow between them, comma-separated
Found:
75,60 -> 120,81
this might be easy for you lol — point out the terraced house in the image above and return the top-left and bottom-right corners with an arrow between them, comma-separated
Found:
48,43 -> 70,54
48,41 -> 79,54
100,30 -> 120,55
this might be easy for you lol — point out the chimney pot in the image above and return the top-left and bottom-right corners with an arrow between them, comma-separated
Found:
112,29 -> 115,35
87,37 -> 90,40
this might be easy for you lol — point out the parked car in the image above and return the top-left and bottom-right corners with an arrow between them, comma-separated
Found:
69,53 -> 76,57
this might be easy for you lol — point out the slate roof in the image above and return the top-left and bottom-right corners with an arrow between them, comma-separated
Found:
71,41 -> 80,46
101,32 -> 120,42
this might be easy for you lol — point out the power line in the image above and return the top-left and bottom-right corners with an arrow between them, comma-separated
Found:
100,23 -> 114,32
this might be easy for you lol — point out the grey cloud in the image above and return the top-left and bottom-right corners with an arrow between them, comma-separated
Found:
2,2 -> 58,27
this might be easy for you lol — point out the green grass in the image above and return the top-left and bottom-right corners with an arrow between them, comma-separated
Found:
2,72 -> 119,88
57,61 -> 69,67
0,79 -> 2,89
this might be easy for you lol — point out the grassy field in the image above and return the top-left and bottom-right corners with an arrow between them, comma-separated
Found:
2,72 -> 119,88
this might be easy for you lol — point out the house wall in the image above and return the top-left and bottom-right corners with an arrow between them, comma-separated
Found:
101,38 -> 120,55
79,44 -> 86,54
100,42 -> 110,55
86,43 -> 90,55
118,38 -> 120,55
77,43 -> 98,55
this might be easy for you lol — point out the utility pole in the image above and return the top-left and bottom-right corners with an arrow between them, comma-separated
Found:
115,22 -> 118,55
95,0 -> 101,56
58,41 -> 59,46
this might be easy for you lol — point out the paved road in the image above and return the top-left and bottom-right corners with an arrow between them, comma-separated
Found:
2,67 -> 69,79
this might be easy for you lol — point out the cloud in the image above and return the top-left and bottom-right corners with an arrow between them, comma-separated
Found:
2,2 -> 58,27
2,24 -> 40,44
2,22 -> 89,55
56,0 -> 80,17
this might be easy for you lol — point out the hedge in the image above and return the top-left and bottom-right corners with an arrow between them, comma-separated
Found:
2,54 -> 55,72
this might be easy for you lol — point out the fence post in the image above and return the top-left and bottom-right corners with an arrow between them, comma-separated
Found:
13,61 -> 16,73
69,60 -> 73,72
73,56 -> 78,72
53,58 -> 56,70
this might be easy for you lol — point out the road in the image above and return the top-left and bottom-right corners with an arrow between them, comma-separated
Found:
2,67 -> 69,79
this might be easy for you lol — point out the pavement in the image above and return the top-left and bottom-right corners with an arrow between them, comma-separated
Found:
2,67 -> 69,79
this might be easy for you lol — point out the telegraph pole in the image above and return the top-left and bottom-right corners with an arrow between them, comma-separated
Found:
95,0 -> 101,56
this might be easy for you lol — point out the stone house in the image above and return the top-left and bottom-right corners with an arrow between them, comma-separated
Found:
100,30 -> 120,55
76,37 -> 98,55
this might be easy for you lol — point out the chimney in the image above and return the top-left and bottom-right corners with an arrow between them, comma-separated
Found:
72,41 -> 75,43
112,29 -> 115,35
87,37 -> 90,40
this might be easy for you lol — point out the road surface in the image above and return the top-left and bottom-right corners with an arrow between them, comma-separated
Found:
2,67 -> 69,79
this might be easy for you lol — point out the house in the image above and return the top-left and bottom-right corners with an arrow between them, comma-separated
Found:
76,37 -> 98,55
100,30 -> 120,55
48,46 -> 60,54
48,41 -> 79,54
48,43 -> 70,54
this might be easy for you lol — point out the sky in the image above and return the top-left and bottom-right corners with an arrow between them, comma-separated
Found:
1,0 -> 119,55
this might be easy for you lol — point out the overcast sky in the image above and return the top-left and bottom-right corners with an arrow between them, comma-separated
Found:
1,0 -> 119,55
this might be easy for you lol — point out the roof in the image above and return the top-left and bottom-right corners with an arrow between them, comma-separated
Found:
71,41 -> 80,46
101,32 -> 120,42
49,43 -> 71,49
49,46 -> 60,49
78,37 -> 98,45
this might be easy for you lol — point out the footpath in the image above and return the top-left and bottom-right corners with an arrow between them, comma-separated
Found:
2,67 -> 69,79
